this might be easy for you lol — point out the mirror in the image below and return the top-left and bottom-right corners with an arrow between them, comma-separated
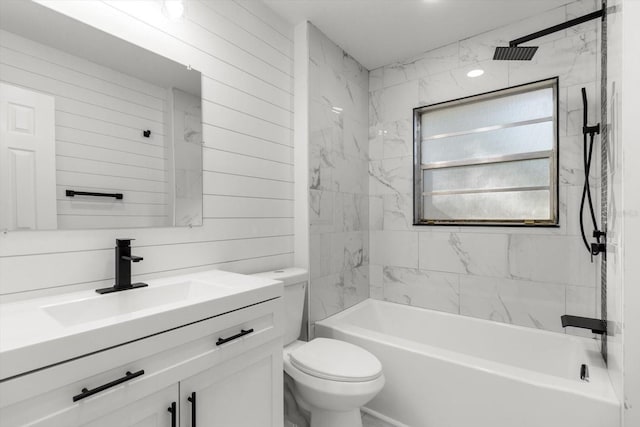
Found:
0,1 -> 203,230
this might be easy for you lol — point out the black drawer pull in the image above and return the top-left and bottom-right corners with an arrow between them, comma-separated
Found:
216,328 -> 254,346
72,370 -> 144,402
168,401 -> 177,427
188,392 -> 196,427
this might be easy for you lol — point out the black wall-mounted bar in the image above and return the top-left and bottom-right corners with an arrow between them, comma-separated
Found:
510,8 -> 604,47
66,190 -> 123,200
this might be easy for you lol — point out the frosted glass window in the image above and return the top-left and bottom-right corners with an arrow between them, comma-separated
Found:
423,159 -> 550,194
421,121 -> 554,165
413,78 -> 558,226
421,88 -> 554,138
424,190 -> 551,221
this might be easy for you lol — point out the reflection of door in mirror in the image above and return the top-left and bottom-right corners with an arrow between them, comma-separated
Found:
0,83 -> 57,231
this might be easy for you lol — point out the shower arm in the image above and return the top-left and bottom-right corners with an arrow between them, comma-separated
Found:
507,6 -> 604,48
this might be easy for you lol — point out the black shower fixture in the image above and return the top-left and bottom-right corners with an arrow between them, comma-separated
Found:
493,5 -> 605,60
579,87 -> 605,262
493,46 -> 538,61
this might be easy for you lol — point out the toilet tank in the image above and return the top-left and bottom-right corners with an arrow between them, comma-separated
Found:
252,268 -> 308,345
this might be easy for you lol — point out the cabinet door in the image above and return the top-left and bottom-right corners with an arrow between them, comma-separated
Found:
83,384 -> 178,427
180,339 -> 283,427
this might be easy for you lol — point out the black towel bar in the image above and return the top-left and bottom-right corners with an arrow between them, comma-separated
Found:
66,190 -> 123,200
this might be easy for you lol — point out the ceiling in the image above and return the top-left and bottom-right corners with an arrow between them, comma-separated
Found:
264,0 -> 573,70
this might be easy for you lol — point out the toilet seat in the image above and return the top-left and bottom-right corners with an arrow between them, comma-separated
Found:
289,338 -> 382,382
283,339 -> 386,413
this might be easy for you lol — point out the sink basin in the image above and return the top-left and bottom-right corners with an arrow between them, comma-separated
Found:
42,280 -> 234,327
1,268 -> 282,381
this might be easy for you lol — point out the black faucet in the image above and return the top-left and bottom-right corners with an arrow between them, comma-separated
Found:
96,239 -> 148,294
561,315 -> 606,335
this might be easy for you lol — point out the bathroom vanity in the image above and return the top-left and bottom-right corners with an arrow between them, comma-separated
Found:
0,270 -> 284,426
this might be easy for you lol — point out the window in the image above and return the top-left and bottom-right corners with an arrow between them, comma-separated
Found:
413,78 -> 559,226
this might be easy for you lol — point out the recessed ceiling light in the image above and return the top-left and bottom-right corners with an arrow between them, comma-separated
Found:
163,0 -> 184,20
467,69 -> 485,78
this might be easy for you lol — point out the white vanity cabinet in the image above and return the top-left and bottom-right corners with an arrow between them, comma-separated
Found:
0,297 -> 283,427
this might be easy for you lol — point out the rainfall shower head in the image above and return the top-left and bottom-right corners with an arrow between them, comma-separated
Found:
493,45 -> 538,61
493,6 -> 604,61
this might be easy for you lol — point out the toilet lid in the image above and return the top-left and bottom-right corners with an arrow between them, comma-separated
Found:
289,338 -> 382,382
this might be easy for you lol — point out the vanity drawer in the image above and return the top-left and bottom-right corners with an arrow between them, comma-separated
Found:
0,298 -> 282,426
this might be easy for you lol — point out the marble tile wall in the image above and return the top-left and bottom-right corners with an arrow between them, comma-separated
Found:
308,24 -> 370,330
368,0 -> 602,335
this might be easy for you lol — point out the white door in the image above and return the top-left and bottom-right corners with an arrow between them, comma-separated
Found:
180,341 -> 283,427
0,82 -> 57,230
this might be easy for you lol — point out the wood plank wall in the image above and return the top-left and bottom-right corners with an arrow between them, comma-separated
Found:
0,0 -> 295,297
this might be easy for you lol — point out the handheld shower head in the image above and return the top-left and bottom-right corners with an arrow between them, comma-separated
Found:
493,45 -> 538,61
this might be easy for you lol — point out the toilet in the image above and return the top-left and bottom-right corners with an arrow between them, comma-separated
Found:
253,268 -> 385,427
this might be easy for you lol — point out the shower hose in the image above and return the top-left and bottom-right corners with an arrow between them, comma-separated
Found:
579,87 -> 601,254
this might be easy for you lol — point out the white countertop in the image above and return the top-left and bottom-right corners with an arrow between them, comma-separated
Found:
0,269 -> 282,380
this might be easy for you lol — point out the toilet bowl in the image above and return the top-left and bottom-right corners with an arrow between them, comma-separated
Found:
252,269 -> 385,427
284,339 -> 385,427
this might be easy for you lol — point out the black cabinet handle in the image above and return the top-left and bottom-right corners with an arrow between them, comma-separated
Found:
216,328 -> 254,346
187,392 -> 196,427
72,370 -> 144,402
168,401 -> 177,427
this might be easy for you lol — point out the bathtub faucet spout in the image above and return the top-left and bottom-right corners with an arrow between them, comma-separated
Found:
560,315 -> 606,334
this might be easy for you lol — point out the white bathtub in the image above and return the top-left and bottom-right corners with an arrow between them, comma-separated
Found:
315,299 -> 619,427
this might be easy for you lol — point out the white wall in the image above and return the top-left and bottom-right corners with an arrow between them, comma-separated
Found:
306,24 -> 370,328
621,1 -> 640,423
605,0 -> 624,414
0,29 -> 171,229
0,0 -> 294,298
368,0 -> 601,335
293,22 -> 310,270
593,1 -> 640,423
